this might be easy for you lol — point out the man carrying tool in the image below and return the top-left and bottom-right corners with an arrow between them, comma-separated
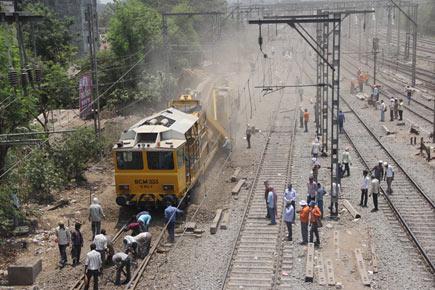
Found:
164,203 -> 183,243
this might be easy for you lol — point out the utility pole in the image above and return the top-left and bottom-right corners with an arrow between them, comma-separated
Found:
410,4 -> 417,86
86,3 -> 100,136
386,6 -> 392,56
373,37 -> 379,84
396,8 -> 400,57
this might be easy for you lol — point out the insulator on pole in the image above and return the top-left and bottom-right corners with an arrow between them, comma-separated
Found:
34,66 -> 43,83
25,65 -> 33,83
8,67 -> 18,87
21,70 -> 29,87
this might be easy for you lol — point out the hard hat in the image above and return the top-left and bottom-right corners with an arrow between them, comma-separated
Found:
299,200 -> 307,206
378,160 -> 383,164
309,201 -> 316,206
383,162 -> 388,166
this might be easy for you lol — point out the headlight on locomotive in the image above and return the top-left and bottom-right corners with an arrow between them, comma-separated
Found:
162,184 -> 174,192
118,184 -> 130,191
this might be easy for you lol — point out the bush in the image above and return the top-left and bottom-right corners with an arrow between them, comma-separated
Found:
0,187 -> 20,235
53,127 -> 105,181
23,148 -> 64,202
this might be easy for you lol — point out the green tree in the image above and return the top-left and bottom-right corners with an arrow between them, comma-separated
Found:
108,0 -> 161,60
20,3 -> 77,131
23,3 -> 76,64
0,26 -> 36,176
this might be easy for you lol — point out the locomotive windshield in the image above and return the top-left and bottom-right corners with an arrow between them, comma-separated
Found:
147,151 -> 175,170
116,151 -> 144,170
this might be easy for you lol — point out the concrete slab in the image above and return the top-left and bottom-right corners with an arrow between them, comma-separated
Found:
8,259 -> 42,285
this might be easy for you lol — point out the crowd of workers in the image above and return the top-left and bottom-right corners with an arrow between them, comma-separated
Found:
260,119 -> 396,248
54,198 -> 183,289
353,68 -> 416,123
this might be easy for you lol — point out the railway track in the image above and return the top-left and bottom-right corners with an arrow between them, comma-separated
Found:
70,225 -> 127,290
342,56 -> 434,127
341,96 -> 435,273
221,91 -> 297,289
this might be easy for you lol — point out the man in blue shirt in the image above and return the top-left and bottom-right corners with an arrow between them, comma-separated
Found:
137,213 -> 151,232
164,203 -> 183,243
338,111 -> 345,134
316,183 -> 327,218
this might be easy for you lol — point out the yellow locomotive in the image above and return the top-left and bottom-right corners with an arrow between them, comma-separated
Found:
113,92 -> 228,208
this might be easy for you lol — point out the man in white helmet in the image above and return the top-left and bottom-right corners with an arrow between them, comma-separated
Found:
384,162 -> 395,194
89,197 -> 106,240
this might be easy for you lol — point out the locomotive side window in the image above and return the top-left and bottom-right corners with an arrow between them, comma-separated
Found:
147,151 -> 175,170
116,151 -> 144,170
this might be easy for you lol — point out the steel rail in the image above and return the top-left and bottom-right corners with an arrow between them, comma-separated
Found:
220,96 -> 283,289
70,224 -> 127,290
342,56 -> 434,125
344,40 -> 435,115
341,96 -> 435,273
220,90 -> 298,289
340,96 -> 434,208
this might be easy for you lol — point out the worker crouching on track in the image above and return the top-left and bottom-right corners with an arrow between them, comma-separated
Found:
123,232 -> 152,259
308,201 -> 322,247
137,211 -> 151,233
112,250 -> 132,285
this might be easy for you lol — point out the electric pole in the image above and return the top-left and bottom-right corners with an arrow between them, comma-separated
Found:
86,3 -> 100,136
373,37 -> 379,84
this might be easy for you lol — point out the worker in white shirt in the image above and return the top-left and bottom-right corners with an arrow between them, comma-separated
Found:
283,184 -> 297,221
112,251 -> 132,285
370,175 -> 380,212
283,202 -> 295,241
55,221 -> 71,268
311,138 -> 321,158
123,235 -> 136,253
341,148 -> 352,177
359,170 -> 370,207
384,162 -> 395,194
84,243 -> 102,290
93,229 -> 108,263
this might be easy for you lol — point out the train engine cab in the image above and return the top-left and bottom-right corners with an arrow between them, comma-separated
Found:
113,105 -> 205,208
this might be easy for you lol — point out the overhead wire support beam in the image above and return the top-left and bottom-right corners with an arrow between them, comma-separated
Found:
290,23 -> 334,70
